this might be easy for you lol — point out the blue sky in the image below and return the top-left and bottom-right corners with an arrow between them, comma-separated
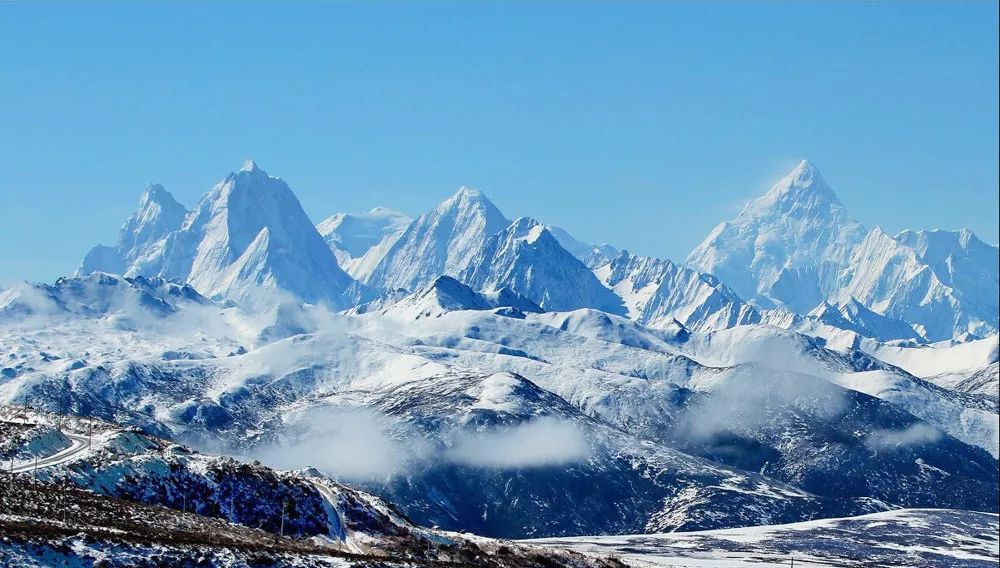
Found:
1,1 -> 997,282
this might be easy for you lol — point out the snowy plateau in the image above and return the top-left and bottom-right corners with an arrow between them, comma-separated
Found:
0,159 -> 997,567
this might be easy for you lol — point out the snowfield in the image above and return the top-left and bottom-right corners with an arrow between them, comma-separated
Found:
528,509 -> 1000,567
1,272 -> 996,540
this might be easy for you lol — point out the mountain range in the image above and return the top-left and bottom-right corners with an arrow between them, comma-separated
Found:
79,159 -> 999,344
687,160 -> 999,342
1,158 -> 994,543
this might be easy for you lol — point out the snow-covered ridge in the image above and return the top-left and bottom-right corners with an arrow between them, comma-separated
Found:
364,186 -> 511,292
0,405 -> 628,568
78,161 -> 366,309
72,159 -> 997,346
1,276 -> 996,539
460,217 -> 626,314
316,206 -> 411,281
372,275 -> 543,320
529,508 -> 1000,567
687,159 -> 999,342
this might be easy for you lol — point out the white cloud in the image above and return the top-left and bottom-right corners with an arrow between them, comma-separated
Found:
447,417 -> 591,468
866,423 -> 942,450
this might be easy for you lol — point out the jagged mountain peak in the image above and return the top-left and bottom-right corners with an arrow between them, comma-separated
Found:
743,159 -> 844,216
382,275 -> 542,319
436,185 -> 505,219
138,183 -> 181,207
123,183 -> 187,242
507,216 -> 547,242
687,159 -> 867,313
597,249 -> 759,331
461,217 -> 626,314
449,185 -> 487,201
239,158 -> 261,173
806,295 -> 925,342
364,186 -> 511,291
79,162 -> 365,308
486,216 -> 561,252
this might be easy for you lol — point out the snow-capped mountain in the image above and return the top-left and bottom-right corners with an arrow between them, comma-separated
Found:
376,275 -> 543,320
836,226 -> 997,341
595,250 -> 760,331
0,272 -> 208,321
34,157 -> 999,548
687,160 -> 999,342
79,183 -> 188,276
808,298 -> 921,342
460,217 -> 626,314
687,160 -> 865,313
79,161 -> 365,308
1,274 -> 996,539
76,160 -> 997,346
316,207 -> 410,281
364,186 -> 510,291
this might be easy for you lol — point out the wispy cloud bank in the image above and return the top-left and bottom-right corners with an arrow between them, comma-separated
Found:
254,407 -> 591,480
448,417 -> 591,468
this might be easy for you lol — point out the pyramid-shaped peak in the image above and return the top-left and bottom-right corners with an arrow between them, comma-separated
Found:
774,159 -> 828,193
507,216 -> 548,243
444,185 -> 494,206
434,185 -> 507,221
424,275 -> 476,297
509,215 -> 542,230
790,159 -> 819,179
142,182 -> 170,198
743,159 -> 843,215
138,183 -> 183,209
240,159 -> 262,173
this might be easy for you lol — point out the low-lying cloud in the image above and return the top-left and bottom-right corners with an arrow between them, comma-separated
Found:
866,423 -> 943,451
255,406 -> 430,481
448,417 -> 591,468
253,408 -> 591,480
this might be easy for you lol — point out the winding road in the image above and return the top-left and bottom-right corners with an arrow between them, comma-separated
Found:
10,431 -> 90,474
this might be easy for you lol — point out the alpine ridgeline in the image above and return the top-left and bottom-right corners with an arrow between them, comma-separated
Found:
79,161 -> 365,308
687,160 -> 999,342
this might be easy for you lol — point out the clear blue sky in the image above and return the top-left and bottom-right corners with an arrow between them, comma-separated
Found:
1,1 -> 997,282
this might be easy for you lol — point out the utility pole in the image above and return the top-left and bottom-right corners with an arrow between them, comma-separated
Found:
279,498 -> 287,538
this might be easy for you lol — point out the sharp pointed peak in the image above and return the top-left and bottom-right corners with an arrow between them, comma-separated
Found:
240,159 -> 261,173
791,158 -> 819,175
141,182 -> 170,199
137,183 -> 183,209
504,216 -> 551,244
425,274 -> 469,293
434,185 -> 507,222
742,158 -> 843,215
446,185 -> 490,203
509,215 -> 542,228
774,159 -> 827,192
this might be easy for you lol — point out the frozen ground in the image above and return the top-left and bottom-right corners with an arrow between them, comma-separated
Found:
527,509 -> 1000,568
